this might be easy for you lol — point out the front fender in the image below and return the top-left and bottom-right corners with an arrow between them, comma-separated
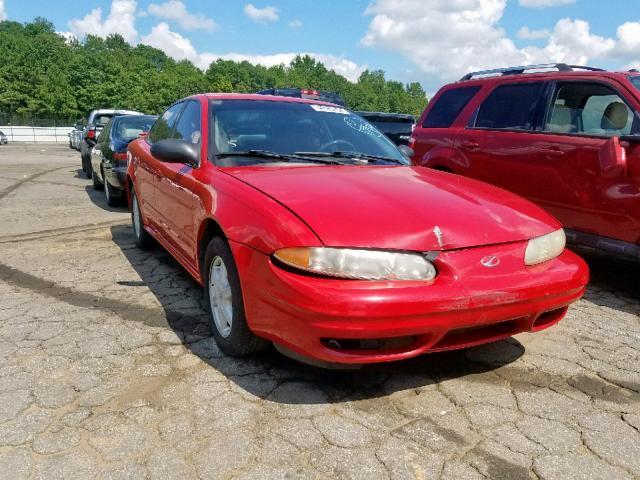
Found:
193,169 -> 322,256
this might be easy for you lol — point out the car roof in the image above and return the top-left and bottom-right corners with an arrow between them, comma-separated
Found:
112,114 -> 158,121
201,93 -> 343,108
454,69 -> 636,87
91,109 -> 143,114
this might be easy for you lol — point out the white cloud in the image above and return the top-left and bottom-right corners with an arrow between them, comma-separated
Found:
57,31 -> 77,43
141,22 -> 198,60
139,22 -> 366,81
519,0 -> 575,7
244,4 -> 279,23
148,0 -> 216,31
288,20 -> 304,28
362,0 -> 640,86
68,0 -> 138,42
517,26 -> 550,40
0,0 -> 7,21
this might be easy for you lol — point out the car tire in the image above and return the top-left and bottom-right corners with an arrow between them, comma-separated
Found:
203,237 -> 269,357
92,171 -> 104,190
131,187 -> 153,249
82,155 -> 92,178
104,174 -> 119,207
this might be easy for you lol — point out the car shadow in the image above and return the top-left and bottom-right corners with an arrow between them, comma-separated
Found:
571,247 -> 640,316
73,168 -> 88,179
109,224 -> 526,404
84,185 -> 127,213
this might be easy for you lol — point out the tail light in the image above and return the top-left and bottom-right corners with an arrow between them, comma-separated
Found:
113,152 -> 127,161
301,89 -> 319,96
409,136 -> 416,149
86,129 -> 96,140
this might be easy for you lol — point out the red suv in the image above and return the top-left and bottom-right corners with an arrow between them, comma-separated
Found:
411,64 -> 640,261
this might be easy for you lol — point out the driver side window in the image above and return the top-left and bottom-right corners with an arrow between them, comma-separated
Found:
148,102 -> 184,143
172,100 -> 202,145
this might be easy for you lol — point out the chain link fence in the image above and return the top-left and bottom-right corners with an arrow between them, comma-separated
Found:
0,114 -> 82,143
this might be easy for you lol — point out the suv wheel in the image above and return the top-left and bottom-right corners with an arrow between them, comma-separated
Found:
203,237 -> 268,357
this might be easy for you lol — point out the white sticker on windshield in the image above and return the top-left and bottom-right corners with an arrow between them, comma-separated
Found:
310,105 -> 350,114
343,116 -> 383,138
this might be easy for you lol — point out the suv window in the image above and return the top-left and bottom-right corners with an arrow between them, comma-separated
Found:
545,82 -> 638,137
631,76 -> 640,92
423,86 -> 479,128
148,102 -> 184,143
172,101 -> 202,145
475,83 -> 543,130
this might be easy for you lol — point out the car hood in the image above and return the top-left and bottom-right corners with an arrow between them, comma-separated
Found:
223,166 -> 560,251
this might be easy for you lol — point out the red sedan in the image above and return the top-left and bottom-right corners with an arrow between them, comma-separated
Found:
126,94 -> 588,367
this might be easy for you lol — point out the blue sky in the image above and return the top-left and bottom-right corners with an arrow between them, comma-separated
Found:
2,0 -> 639,94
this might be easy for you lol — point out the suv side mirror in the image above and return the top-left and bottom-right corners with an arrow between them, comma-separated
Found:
599,137 -> 627,178
151,139 -> 199,167
398,144 -> 414,159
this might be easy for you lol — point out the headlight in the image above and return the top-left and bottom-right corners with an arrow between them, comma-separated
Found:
525,229 -> 565,266
274,247 -> 437,281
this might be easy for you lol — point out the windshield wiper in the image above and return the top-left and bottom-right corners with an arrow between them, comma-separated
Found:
294,151 -> 407,165
216,150 -> 342,164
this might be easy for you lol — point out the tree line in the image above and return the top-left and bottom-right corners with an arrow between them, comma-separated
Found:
0,18 -> 428,124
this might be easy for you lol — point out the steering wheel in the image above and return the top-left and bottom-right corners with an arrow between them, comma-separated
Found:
319,139 -> 356,153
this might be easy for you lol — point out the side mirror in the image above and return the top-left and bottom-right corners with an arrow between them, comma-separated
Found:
599,136 -> 626,178
398,144 -> 414,159
151,139 -> 199,167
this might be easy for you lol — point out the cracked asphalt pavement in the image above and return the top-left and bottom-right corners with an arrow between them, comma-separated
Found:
0,144 -> 639,480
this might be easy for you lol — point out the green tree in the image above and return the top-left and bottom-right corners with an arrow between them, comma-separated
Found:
0,18 -> 429,122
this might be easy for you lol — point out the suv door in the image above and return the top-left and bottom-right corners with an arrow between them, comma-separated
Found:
453,81 -> 551,203
154,100 -> 202,263
138,102 -> 185,226
538,80 -> 640,243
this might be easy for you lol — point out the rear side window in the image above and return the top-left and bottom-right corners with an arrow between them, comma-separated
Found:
475,83 -> 543,130
631,76 -> 640,92
422,86 -> 480,128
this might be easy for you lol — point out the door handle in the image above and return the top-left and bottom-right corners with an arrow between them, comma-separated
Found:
541,146 -> 565,156
460,140 -> 480,152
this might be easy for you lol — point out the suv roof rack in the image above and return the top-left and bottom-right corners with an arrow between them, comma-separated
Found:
459,63 -> 605,81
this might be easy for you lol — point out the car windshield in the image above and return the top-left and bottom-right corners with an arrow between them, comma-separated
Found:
114,116 -> 156,141
631,76 -> 640,92
209,99 -> 406,166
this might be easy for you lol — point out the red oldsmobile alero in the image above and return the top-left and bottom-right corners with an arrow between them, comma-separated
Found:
126,93 -> 588,367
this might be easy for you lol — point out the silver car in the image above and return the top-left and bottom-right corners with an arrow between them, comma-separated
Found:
0,131 -> 7,145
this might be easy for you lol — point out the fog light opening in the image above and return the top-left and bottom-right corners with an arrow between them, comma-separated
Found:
321,336 -> 416,352
532,307 -> 568,330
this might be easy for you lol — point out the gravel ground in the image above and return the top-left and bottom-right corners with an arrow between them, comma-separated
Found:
0,144 -> 638,480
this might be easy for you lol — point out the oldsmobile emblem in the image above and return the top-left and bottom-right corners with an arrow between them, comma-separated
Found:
480,255 -> 500,268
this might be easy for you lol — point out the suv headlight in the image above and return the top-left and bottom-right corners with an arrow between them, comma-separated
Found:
274,247 -> 437,281
525,229 -> 565,266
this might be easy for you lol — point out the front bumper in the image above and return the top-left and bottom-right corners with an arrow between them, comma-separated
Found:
231,240 -> 588,365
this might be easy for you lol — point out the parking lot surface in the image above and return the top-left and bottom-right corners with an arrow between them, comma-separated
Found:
0,144 -> 638,480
